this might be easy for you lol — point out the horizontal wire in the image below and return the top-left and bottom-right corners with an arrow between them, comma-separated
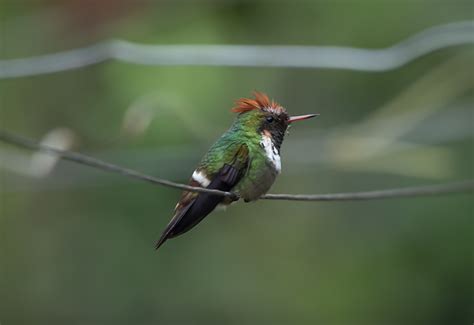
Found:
0,21 -> 473,78
1,130 -> 472,201
262,181 -> 474,201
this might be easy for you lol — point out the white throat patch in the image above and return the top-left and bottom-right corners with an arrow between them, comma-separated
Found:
260,133 -> 281,173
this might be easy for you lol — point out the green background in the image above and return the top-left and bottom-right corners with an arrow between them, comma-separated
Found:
1,0 -> 473,324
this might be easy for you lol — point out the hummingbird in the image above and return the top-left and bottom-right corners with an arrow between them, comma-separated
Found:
155,91 -> 318,250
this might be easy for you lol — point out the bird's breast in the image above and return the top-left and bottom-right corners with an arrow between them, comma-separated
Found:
233,135 -> 281,202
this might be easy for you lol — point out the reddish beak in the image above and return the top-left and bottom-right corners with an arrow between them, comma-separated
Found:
288,114 -> 319,123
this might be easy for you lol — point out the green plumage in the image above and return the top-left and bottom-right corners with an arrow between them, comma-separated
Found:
155,92 -> 317,250
197,110 -> 278,202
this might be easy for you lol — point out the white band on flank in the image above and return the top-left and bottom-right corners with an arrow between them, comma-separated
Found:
192,170 -> 211,187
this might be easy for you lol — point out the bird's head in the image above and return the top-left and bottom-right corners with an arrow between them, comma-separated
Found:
231,91 -> 318,150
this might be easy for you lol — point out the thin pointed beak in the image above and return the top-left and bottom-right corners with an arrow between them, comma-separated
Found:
288,114 -> 319,123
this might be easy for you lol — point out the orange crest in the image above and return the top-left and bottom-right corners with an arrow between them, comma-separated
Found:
232,91 -> 284,114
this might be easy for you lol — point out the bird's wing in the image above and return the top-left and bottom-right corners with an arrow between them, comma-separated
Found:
155,143 -> 249,250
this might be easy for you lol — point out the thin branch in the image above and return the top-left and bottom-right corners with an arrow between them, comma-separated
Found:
1,21 -> 473,79
1,130 -> 473,201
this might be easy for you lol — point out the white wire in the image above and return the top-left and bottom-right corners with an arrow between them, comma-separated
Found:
0,21 -> 473,78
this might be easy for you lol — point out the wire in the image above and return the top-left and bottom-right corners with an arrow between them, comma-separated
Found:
0,130 -> 238,198
1,130 -> 472,201
262,182 -> 474,201
0,21 -> 473,78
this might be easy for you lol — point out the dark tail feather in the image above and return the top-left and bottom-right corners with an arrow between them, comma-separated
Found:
155,189 -> 230,250
155,164 -> 240,250
154,219 -> 175,250
155,202 -> 194,250
155,227 -> 173,250
155,233 -> 169,250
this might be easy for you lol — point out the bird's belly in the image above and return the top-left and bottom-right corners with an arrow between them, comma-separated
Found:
234,157 -> 278,202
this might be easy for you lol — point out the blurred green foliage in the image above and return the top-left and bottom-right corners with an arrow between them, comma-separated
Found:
1,0 -> 473,324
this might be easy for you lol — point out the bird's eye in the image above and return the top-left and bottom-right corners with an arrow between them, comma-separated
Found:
266,116 -> 274,123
